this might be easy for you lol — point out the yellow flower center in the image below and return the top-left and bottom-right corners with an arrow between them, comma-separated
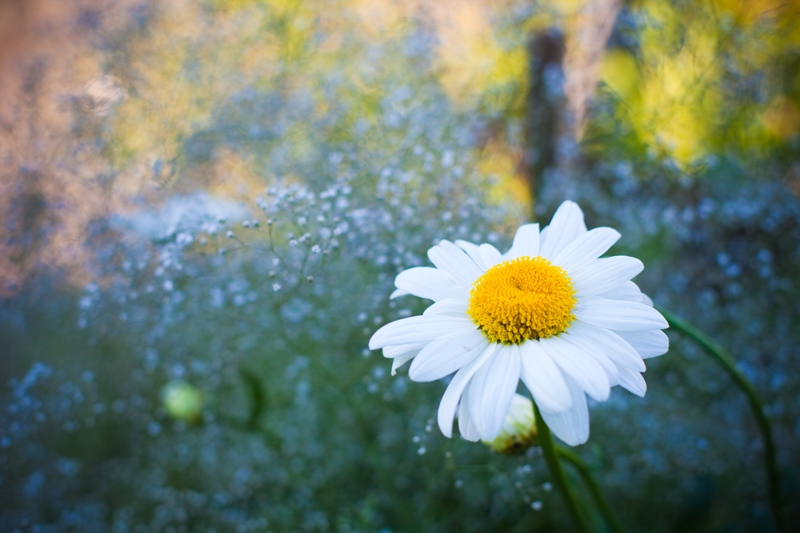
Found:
467,256 -> 577,344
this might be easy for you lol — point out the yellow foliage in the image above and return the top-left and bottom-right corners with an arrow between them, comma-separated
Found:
600,49 -> 639,100
597,0 -> 800,168
762,96 -> 800,140
477,140 -> 531,210
711,0 -> 800,26
431,0 -> 527,114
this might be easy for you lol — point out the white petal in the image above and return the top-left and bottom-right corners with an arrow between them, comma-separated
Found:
614,329 -> 669,359
369,316 -> 474,349
423,298 -> 468,317
538,336 -> 610,402
572,257 -> 644,297
467,346 -> 521,440
391,350 -> 419,375
505,223 -> 540,259
539,201 -> 587,260
394,267 -> 467,302
616,365 -> 647,397
604,281 -> 652,307
480,243 -> 504,269
538,225 -> 549,248
552,227 -> 620,272
409,329 -> 488,382
437,344 -> 499,437
539,374 -> 589,446
567,321 -> 645,371
518,341 -> 572,412
455,239 -> 486,271
382,343 -> 425,359
575,299 -> 668,331
561,331 -> 620,386
597,280 -> 643,302
428,240 -> 483,287
639,292 -> 654,307
390,288 -> 408,299
458,387 -> 481,441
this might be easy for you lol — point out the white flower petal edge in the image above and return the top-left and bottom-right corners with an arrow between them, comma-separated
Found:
567,321 -> 645,372
518,342 -> 572,412
539,335 -> 611,402
551,227 -> 620,272
539,201 -> 587,259
457,386 -> 481,442
575,299 -> 668,331
454,240 -> 486,270
505,223 -> 540,260
422,298 -> 468,317
428,241 -> 484,287
614,329 -> 669,359
572,257 -> 644,296
369,315 -> 473,349
391,350 -> 419,376
370,199 -> 668,447
538,374 -> 590,446
480,243 -> 504,268
409,329 -> 488,382
392,267 -> 467,302
466,347 -> 521,440
438,344 -> 499,438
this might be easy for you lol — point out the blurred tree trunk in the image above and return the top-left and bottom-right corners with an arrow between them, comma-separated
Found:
525,28 -> 565,209
524,0 -> 622,210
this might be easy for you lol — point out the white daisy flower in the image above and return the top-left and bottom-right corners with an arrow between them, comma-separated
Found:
369,200 -> 669,446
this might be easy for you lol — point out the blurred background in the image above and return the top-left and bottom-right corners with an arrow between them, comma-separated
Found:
1,0 -> 799,531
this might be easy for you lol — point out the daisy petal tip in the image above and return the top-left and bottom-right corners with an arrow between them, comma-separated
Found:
625,384 -> 646,398
550,426 -> 589,447
368,326 -> 390,350
437,413 -> 454,439
389,288 -> 407,300
460,431 -> 480,443
554,424 -> 590,447
595,389 -> 611,403
573,433 -> 590,446
407,362 -> 423,382
556,199 -> 580,212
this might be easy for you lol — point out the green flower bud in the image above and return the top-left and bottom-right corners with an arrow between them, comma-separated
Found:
482,393 -> 538,455
161,380 -> 204,424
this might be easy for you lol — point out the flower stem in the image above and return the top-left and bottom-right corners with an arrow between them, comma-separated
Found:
556,445 -> 625,533
658,307 -> 785,533
533,402 -> 591,533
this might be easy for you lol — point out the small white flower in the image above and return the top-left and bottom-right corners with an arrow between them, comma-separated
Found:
369,200 -> 669,446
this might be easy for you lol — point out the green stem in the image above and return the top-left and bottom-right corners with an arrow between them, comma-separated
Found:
557,446 -> 625,533
533,402 -> 591,533
658,307 -> 784,533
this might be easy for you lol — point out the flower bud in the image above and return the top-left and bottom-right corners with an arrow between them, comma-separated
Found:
161,380 -> 204,424
482,393 -> 538,455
